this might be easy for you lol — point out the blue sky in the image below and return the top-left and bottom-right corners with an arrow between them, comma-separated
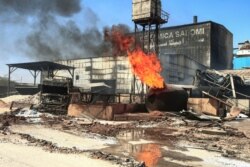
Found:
0,0 -> 250,83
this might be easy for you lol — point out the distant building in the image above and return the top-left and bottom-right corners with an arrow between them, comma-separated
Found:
233,41 -> 250,69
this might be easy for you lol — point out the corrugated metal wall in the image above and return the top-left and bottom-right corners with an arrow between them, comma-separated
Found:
55,54 -> 206,93
57,57 -> 134,93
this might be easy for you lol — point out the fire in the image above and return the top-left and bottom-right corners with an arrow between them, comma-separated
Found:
105,25 -> 165,88
128,48 -> 164,88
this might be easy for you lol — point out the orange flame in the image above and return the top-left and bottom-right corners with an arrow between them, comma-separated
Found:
105,25 -> 165,88
128,48 -> 164,88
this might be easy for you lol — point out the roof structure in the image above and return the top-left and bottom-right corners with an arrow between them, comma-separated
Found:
7,61 -> 74,71
6,61 -> 75,95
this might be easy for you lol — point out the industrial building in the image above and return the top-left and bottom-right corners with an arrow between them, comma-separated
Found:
55,18 -> 232,93
233,41 -> 250,69
155,18 -> 233,70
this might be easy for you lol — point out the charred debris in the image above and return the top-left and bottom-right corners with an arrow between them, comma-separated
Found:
4,65 -> 250,123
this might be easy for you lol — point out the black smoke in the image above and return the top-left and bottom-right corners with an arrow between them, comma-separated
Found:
0,0 -> 81,17
25,15 -> 109,60
0,0 -> 111,60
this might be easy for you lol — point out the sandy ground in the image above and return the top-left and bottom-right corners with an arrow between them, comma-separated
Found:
0,142 -> 118,167
0,94 -> 40,104
10,124 -> 117,150
162,144 -> 250,167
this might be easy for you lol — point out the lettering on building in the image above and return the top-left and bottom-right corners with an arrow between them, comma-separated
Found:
140,27 -> 207,49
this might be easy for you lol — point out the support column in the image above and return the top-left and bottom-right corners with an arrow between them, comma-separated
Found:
67,68 -> 75,85
142,25 -> 145,51
72,68 -> 75,85
155,24 -> 159,55
7,66 -> 17,96
131,24 -> 137,95
141,25 -> 146,102
8,66 -> 10,96
34,71 -> 38,85
148,22 -> 151,53
47,67 -> 50,78
29,70 -> 39,85
230,75 -> 236,98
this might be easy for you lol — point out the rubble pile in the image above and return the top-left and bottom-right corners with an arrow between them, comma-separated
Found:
0,113 -> 26,125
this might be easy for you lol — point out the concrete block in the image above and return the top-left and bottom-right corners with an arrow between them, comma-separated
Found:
68,104 -> 114,120
187,98 -> 220,116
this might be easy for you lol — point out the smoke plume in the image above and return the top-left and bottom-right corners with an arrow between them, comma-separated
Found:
0,0 -> 81,17
0,0 -> 112,61
26,15 -> 109,60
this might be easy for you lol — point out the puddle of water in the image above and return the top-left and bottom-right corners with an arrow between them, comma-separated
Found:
102,128 -> 250,167
117,128 -> 178,143
102,128 -> 179,167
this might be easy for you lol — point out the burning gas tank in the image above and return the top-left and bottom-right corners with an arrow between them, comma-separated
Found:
146,84 -> 188,112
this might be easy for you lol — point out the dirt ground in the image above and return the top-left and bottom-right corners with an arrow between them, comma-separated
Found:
0,142 -> 118,167
0,104 -> 250,166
